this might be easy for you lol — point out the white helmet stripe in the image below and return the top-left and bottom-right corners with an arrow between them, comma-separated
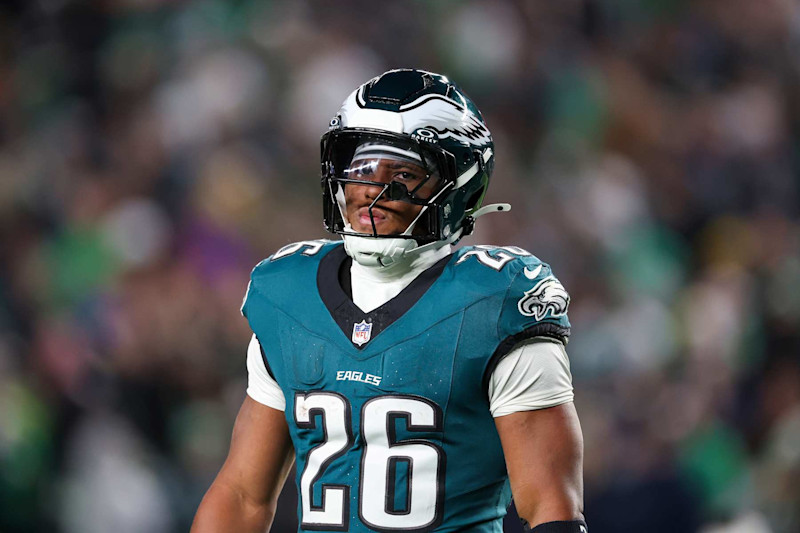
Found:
352,143 -> 423,163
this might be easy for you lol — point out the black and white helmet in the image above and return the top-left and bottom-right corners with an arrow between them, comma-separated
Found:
321,69 -> 508,264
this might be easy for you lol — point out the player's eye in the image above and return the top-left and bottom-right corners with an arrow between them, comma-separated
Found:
394,171 -> 419,182
345,160 -> 377,178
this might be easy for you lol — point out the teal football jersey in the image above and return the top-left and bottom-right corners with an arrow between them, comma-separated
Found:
241,240 -> 571,533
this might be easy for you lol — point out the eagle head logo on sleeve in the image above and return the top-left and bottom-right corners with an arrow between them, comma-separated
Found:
517,275 -> 570,320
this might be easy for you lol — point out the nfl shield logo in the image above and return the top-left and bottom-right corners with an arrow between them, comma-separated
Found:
352,320 -> 372,346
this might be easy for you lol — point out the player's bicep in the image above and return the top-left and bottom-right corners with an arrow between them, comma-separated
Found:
488,340 -> 573,417
215,396 -> 295,507
495,403 -> 584,527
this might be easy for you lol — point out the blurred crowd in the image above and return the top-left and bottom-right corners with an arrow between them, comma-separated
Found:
1,1 -> 799,532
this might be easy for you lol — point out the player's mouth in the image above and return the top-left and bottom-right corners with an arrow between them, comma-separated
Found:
356,206 -> 391,228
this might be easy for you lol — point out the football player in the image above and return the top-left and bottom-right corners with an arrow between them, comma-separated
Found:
192,69 -> 586,532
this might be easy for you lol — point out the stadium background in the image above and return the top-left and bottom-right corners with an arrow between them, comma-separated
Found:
1,1 -> 799,531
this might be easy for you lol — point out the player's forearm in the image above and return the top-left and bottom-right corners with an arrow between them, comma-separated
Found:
515,487 -> 584,530
496,403 -> 585,530
191,480 -> 275,533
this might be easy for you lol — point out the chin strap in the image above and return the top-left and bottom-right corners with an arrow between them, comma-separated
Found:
343,202 -> 511,268
343,236 -> 415,267
343,230 -> 462,268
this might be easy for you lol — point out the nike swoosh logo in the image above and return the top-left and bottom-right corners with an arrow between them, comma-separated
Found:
523,265 -> 542,279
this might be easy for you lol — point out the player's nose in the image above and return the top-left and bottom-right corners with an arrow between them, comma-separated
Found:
360,181 -> 389,203
346,181 -> 381,208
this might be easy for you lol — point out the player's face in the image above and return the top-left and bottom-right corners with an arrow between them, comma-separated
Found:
344,157 -> 437,235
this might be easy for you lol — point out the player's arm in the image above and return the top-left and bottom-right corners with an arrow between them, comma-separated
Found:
191,396 -> 294,532
491,259 -> 585,530
192,336 -> 293,532
495,401 -> 585,531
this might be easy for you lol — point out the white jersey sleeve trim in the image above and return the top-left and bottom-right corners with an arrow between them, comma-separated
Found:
246,334 -> 286,411
488,338 -> 574,417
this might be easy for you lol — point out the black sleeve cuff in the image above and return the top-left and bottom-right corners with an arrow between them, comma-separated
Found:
482,323 -> 570,393
524,519 -> 587,533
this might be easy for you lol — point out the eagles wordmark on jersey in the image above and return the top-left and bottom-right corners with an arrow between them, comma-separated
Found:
241,240 -> 570,532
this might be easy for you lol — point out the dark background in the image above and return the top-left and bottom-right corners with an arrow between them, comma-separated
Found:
1,1 -> 799,532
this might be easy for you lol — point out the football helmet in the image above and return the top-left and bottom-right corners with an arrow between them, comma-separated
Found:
321,69 -> 509,266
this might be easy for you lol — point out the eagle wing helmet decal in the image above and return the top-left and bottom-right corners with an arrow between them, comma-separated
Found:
517,276 -> 570,320
398,96 -> 492,145
347,85 -> 492,146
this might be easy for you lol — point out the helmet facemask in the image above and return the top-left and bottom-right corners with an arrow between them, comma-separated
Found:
322,129 -> 458,244
320,69 -> 508,266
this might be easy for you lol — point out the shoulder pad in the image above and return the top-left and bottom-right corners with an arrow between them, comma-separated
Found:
241,239 -> 340,317
261,239 -> 339,268
250,239 -> 340,277
454,245 -> 536,273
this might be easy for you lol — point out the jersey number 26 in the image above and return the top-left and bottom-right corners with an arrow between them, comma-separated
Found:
294,392 -> 445,531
